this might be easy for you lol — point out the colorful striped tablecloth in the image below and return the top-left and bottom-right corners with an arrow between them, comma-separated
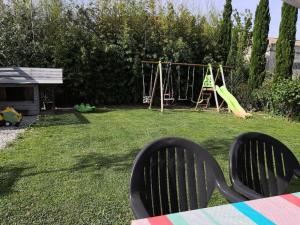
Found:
131,192 -> 300,225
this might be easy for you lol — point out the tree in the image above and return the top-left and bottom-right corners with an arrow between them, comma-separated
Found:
226,19 -> 238,67
0,0 -> 227,105
248,0 -> 270,90
218,0 -> 232,63
226,10 -> 253,102
227,10 -> 252,68
275,2 -> 298,80
238,9 -> 252,56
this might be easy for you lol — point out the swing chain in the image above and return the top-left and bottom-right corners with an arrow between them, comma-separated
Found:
142,62 -> 155,104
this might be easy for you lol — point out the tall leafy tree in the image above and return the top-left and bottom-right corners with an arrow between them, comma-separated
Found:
218,0 -> 232,63
275,2 -> 298,80
0,0 -> 228,105
226,10 -> 253,101
248,0 -> 270,90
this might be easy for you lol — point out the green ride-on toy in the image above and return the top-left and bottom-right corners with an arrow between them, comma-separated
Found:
74,103 -> 96,113
0,107 -> 23,127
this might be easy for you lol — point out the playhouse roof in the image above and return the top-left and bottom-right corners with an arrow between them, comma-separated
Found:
0,67 -> 63,84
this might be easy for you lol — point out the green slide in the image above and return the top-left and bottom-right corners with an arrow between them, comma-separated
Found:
216,85 -> 249,118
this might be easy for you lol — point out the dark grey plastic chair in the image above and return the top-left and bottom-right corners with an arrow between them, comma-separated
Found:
130,137 -> 245,219
229,132 -> 300,200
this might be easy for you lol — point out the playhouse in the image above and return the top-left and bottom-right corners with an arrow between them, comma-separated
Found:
0,67 -> 63,115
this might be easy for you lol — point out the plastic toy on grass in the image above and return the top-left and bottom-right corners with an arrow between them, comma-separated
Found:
74,103 -> 96,113
0,107 -> 23,127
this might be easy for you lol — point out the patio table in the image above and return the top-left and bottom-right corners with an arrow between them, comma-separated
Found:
131,192 -> 300,225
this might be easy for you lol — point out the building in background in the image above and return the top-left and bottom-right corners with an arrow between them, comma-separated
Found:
266,37 -> 300,79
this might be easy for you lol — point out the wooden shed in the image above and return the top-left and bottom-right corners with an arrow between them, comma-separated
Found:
0,67 -> 63,115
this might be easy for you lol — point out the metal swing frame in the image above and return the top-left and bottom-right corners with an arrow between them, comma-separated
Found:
142,60 -> 231,113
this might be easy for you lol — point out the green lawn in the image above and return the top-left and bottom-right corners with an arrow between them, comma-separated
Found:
1,108 -> 300,225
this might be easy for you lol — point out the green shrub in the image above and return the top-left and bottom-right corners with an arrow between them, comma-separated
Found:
251,71 -> 273,111
253,75 -> 300,118
234,82 -> 252,109
252,74 -> 300,118
272,78 -> 300,117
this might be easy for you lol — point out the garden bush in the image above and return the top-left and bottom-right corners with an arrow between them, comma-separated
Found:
251,72 -> 273,111
253,74 -> 300,118
271,78 -> 300,118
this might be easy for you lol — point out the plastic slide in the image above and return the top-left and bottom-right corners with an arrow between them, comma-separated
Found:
216,85 -> 251,119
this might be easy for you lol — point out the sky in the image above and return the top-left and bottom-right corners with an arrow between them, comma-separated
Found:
161,0 -> 300,39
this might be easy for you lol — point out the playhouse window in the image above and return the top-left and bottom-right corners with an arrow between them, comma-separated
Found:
0,87 -> 34,101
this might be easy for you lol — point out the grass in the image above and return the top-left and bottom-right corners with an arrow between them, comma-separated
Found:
0,108 -> 300,225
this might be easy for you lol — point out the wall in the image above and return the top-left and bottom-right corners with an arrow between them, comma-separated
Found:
266,44 -> 300,79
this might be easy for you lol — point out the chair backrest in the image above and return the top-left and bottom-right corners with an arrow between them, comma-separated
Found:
130,137 -> 227,219
230,132 -> 299,198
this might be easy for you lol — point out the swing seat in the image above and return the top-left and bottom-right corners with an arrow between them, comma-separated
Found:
164,93 -> 174,101
143,96 -> 152,104
164,93 -> 175,106
178,97 -> 188,101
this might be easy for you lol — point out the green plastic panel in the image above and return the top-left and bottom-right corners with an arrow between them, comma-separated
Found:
203,75 -> 214,88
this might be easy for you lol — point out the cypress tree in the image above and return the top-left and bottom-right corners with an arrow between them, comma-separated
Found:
275,2 -> 298,80
218,0 -> 232,63
248,0 -> 270,90
226,27 -> 239,67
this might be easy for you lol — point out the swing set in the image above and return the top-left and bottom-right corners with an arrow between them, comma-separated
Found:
141,60 -> 229,112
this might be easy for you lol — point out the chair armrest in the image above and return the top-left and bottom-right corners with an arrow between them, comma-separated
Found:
231,180 -> 264,200
294,168 -> 300,178
130,192 -> 150,219
216,180 -> 247,203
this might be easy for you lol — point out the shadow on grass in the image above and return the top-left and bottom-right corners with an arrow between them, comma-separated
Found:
200,138 -> 233,162
22,148 -> 140,176
94,108 -> 114,114
0,165 -> 33,196
35,111 -> 90,127
71,148 -> 140,173
0,148 -> 140,196
36,108 -> 115,127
